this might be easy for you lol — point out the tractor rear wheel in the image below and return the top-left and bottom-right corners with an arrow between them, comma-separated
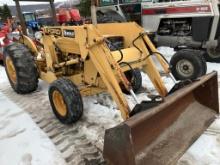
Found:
3,43 -> 38,94
170,49 -> 206,80
204,47 -> 220,62
48,78 -> 83,124
122,69 -> 142,94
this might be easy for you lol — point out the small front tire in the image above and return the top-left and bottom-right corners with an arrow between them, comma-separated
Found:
48,78 -> 83,124
170,49 -> 207,80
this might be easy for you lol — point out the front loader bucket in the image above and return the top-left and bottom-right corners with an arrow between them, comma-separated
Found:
103,72 -> 219,165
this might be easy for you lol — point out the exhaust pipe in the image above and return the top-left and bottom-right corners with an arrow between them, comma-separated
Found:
103,72 -> 219,165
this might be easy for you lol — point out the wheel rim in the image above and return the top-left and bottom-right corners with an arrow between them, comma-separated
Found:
52,90 -> 67,117
207,47 -> 220,58
6,56 -> 17,83
176,59 -> 194,78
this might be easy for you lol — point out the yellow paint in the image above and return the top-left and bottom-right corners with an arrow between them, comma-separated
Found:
52,90 -> 67,117
5,56 -> 17,83
40,71 -> 57,83
19,35 -> 38,55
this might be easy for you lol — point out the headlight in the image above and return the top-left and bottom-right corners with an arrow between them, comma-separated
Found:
34,31 -> 42,40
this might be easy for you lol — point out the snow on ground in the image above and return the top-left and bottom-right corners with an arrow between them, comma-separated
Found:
79,94 -> 122,149
1,46 -> 220,164
0,74 -> 66,164
207,61 -> 220,74
0,65 -> 122,162
158,46 -> 176,61
0,66 -> 8,83
179,117 -> 220,165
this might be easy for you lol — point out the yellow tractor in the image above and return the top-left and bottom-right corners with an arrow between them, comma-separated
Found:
3,22 -> 219,164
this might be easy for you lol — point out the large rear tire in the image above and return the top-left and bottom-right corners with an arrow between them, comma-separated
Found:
170,49 -> 207,80
3,43 -> 38,94
48,78 -> 83,124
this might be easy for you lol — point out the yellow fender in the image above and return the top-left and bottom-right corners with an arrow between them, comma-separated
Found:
19,35 -> 38,56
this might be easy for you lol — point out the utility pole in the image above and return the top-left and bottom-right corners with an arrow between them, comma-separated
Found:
91,0 -> 97,25
14,0 -> 58,33
49,0 -> 58,25
14,0 -> 27,35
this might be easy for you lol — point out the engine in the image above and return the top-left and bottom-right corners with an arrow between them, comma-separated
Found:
158,18 -> 192,36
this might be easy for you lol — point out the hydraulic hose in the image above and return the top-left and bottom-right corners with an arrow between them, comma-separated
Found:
105,39 -> 124,63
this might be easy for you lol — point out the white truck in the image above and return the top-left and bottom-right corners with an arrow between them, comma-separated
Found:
97,0 -> 220,62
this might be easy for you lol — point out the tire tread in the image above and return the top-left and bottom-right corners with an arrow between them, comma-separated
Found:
3,42 -> 38,94
48,78 -> 83,124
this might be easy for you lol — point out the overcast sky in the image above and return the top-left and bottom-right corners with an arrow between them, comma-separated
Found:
0,0 -> 68,6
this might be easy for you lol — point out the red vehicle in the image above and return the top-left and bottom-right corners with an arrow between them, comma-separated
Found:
0,23 -> 11,62
0,22 -> 19,62
57,8 -> 83,25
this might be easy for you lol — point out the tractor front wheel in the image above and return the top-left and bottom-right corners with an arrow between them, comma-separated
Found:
170,49 -> 207,80
48,78 -> 83,124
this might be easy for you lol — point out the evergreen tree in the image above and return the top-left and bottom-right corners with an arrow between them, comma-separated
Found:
0,7 -> 3,20
1,4 -> 12,21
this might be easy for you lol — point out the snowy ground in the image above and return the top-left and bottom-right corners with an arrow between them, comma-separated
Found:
0,68 -> 66,164
0,47 -> 220,164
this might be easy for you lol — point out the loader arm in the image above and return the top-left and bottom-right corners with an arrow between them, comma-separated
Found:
96,23 -> 170,96
138,39 -> 168,96
142,34 -> 170,74
85,23 -> 170,119
86,25 -> 131,120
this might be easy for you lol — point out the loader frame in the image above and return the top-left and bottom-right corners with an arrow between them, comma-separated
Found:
20,22 -> 170,119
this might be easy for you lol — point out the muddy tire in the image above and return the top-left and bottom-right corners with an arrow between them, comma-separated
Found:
170,50 -> 206,80
122,69 -> 142,93
3,43 -> 38,94
48,78 -> 83,124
